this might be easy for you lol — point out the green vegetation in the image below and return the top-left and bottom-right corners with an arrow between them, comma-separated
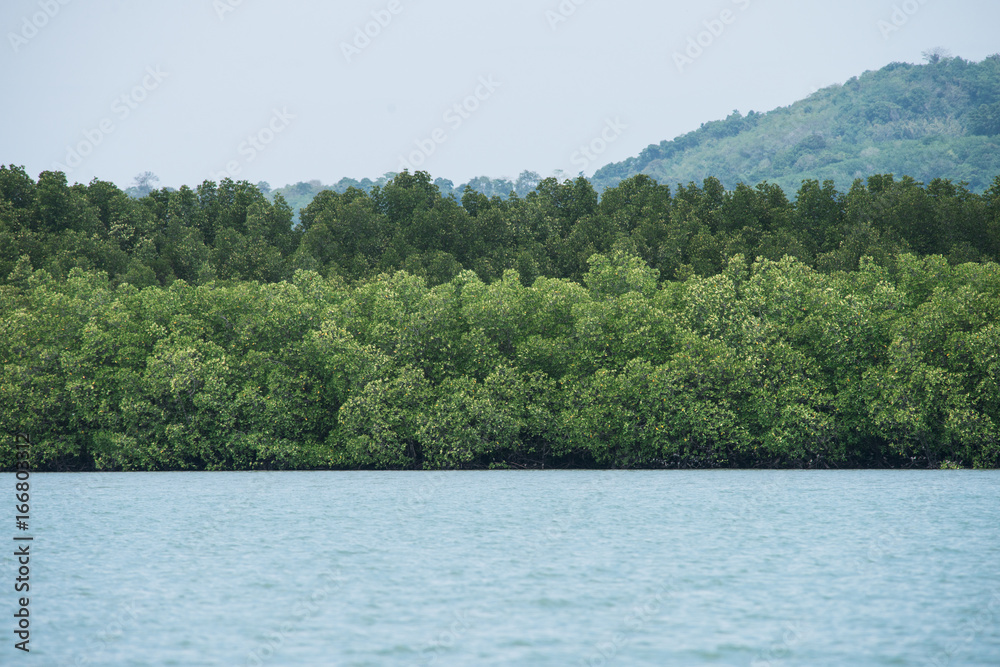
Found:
594,55 -> 1000,194
2,163 -> 999,471
270,171 -> 543,223
4,166 -> 999,289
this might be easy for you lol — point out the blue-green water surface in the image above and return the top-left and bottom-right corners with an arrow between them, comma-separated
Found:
3,470 -> 998,665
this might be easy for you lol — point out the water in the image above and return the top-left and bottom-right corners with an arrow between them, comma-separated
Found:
3,470 -> 998,665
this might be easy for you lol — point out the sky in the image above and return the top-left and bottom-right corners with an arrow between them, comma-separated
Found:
1,0 -> 999,191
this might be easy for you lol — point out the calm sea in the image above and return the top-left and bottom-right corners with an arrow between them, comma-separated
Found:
3,470 -> 998,665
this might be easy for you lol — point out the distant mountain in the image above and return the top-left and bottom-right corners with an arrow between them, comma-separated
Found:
270,172 -> 546,221
269,176 -> 394,219
592,55 -> 1000,194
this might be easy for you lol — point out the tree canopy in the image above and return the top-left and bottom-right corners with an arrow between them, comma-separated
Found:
2,165 -> 999,471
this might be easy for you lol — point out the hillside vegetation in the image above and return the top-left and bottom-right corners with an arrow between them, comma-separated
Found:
593,55 -> 1000,194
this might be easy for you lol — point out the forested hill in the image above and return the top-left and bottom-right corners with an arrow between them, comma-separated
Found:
592,55 -> 1000,194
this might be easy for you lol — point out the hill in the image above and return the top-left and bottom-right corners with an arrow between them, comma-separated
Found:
592,55 -> 1000,194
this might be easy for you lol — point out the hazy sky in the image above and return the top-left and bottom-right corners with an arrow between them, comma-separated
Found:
2,0 -> 998,190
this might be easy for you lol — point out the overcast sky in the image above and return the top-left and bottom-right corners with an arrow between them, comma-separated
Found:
2,0 -> 998,190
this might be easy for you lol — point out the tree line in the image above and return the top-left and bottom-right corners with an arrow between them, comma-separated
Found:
1,166 -> 999,470
2,165 -> 999,291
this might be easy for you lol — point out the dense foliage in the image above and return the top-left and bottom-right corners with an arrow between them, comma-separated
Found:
1,252 -> 998,472
594,55 -> 1000,194
271,171 -> 544,219
3,166 -> 999,291
3,164 -> 999,471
